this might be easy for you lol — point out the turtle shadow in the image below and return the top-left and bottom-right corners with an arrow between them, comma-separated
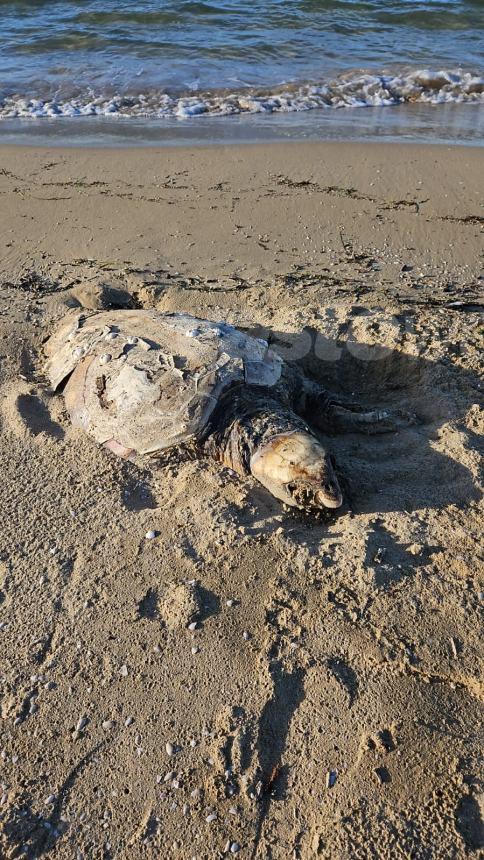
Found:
245,321 -> 482,517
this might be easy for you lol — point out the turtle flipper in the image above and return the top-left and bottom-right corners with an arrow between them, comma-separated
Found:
321,404 -> 415,435
300,381 -> 415,435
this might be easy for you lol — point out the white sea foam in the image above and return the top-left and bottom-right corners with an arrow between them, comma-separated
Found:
1,69 -> 482,120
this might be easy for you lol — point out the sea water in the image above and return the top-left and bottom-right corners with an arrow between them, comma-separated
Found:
0,0 -> 482,144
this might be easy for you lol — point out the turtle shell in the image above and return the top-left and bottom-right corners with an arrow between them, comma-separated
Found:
45,310 -> 283,455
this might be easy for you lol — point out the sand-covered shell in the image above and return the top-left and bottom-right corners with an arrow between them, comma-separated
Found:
45,310 -> 283,455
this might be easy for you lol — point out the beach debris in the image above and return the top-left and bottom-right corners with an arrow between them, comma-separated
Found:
145,529 -> 157,540
74,715 -> 88,734
326,770 -> 338,789
45,310 -> 413,515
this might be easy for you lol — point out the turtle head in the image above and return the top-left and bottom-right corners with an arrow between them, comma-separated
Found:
250,431 -> 343,512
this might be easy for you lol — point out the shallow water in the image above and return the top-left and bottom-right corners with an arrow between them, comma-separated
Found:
0,0 -> 483,139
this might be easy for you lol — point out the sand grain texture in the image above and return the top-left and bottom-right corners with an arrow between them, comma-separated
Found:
0,142 -> 482,859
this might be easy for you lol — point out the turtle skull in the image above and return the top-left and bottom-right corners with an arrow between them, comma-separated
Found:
250,431 -> 343,511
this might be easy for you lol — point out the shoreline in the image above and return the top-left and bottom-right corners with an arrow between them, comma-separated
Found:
0,102 -> 483,149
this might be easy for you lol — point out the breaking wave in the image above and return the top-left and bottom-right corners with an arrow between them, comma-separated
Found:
1,69 -> 482,120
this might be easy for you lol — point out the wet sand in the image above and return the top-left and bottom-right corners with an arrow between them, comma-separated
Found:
0,141 -> 482,858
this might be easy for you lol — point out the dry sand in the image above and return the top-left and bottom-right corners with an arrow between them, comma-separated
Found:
0,141 -> 482,859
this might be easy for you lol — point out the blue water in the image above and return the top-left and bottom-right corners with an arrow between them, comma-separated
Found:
0,1 -> 483,140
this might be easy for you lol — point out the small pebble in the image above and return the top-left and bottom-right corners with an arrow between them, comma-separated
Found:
45,795 -> 56,805
188,621 -> 198,631
124,716 -> 134,727
206,813 -> 217,823
191,646 -> 200,655
99,354 -> 112,365
166,742 -> 175,757
145,530 -> 157,540
127,336 -> 138,345
226,599 -> 235,607
120,665 -> 128,677
75,716 -> 88,733
189,739 -> 197,748
242,631 -> 250,641
191,788 -> 201,800
326,770 -> 337,789
102,720 -> 115,731
230,844 -> 241,855
164,771 -> 175,782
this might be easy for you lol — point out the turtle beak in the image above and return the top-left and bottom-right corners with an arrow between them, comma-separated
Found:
316,484 -> 343,509
314,454 -> 343,508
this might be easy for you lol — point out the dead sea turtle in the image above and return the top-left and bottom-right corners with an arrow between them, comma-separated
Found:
45,310 -> 408,512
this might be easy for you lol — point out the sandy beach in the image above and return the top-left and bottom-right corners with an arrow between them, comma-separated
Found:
0,140 -> 483,859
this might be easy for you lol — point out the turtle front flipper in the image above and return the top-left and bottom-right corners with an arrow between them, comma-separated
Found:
317,404 -> 416,435
300,380 -> 415,435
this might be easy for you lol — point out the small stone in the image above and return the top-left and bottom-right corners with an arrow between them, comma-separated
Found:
156,774 -> 163,784
183,802 -> 190,815
190,788 -> 201,800
229,807 -> 238,815
226,599 -> 235,607
326,770 -> 337,789
189,739 -> 197,748
127,336 -> 139,345
206,812 -> 217,823
230,844 -> 241,855
145,530 -> 157,540
124,716 -> 134,727
102,720 -> 115,731
164,771 -> 175,782
166,742 -> 175,757
45,795 -> 56,805
191,646 -> 200,655
242,631 -> 250,641
75,716 -> 88,733
99,354 -> 112,365
120,665 -> 128,677
188,621 -> 198,631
